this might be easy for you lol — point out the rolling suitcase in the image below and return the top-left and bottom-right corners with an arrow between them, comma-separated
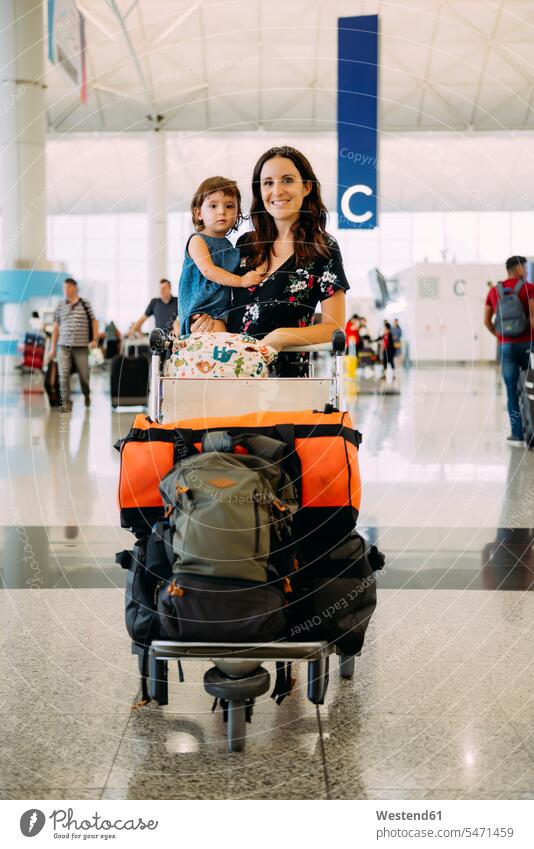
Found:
22,332 -> 45,371
518,352 -> 534,449
44,360 -> 61,407
110,351 -> 150,408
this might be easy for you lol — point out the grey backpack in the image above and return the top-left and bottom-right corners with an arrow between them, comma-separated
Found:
495,281 -> 528,337
159,432 -> 297,583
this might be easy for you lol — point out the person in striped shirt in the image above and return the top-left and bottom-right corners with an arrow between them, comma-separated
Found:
50,278 -> 99,411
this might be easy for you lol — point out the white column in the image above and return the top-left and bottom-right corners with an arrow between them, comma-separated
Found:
147,129 -> 168,301
0,0 -> 47,269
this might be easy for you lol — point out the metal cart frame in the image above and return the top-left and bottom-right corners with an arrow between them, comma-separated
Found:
140,329 -> 354,753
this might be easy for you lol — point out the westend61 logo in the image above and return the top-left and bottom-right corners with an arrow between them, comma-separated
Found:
19,808 -> 159,839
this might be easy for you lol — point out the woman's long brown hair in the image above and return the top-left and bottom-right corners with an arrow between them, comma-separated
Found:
246,146 -> 331,267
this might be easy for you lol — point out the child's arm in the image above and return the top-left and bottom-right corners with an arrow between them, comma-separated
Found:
188,235 -> 263,288
190,313 -> 227,332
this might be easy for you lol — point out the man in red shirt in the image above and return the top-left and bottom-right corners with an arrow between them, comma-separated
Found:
484,255 -> 534,446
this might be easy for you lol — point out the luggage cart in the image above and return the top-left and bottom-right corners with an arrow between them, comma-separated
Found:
144,328 -> 356,753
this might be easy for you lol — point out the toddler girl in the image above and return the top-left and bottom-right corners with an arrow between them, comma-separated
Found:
178,176 -> 263,336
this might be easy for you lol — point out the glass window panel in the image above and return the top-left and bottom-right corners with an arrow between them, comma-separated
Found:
412,212 -> 445,262
379,239 -> 411,268
118,214 -> 146,240
444,212 -> 478,263
477,212 -> 512,262
51,215 -> 84,239
52,243 -> 85,276
84,262 -> 113,281
86,215 -> 117,239
511,212 -> 534,253
379,213 -> 412,240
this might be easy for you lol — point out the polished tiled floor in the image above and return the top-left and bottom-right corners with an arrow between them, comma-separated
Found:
1,361 -> 534,799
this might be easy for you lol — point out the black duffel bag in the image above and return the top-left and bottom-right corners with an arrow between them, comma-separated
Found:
158,575 -> 288,643
288,531 -> 384,656
116,521 -> 174,649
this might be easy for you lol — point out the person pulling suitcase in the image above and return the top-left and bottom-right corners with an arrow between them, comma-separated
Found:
49,278 -> 99,412
128,278 -> 178,339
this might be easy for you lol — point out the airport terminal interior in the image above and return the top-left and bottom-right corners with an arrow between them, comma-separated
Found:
2,0 -> 534,801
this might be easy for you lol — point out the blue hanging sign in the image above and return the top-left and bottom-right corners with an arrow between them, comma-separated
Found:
337,15 -> 379,229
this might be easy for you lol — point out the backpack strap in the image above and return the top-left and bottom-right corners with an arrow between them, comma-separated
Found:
174,428 -> 197,462
162,523 -> 176,568
78,298 -> 94,343
513,279 -> 525,295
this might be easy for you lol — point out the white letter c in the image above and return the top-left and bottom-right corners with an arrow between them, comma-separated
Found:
341,185 -> 373,224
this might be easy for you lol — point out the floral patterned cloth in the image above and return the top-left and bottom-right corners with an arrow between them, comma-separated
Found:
165,332 -> 277,379
227,233 -> 349,376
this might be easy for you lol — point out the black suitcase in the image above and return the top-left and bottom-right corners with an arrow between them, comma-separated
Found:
518,357 -> 534,449
44,360 -> 61,407
110,353 -> 149,408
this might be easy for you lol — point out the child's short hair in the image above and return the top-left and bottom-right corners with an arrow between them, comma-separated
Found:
191,176 -> 243,232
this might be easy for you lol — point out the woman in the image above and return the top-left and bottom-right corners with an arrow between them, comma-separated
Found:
379,320 -> 396,379
191,146 -> 348,375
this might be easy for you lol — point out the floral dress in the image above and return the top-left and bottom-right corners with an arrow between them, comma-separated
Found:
227,233 -> 350,376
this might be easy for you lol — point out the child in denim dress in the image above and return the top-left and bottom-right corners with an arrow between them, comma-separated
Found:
178,176 -> 263,336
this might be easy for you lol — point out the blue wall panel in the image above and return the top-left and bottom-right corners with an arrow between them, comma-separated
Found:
338,15 -> 379,229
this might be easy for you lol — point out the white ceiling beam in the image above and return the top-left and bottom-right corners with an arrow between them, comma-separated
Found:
153,4 -> 200,46
77,2 -> 116,41
156,83 -> 209,127
451,3 -> 532,89
51,96 -> 83,130
106,0 -> 156,116
388,49 -> 469,129
417,2 -> 443,128
135,3 -> 156,113
197,1 -> 210,130
86,49 -> 106,131
468,0 -> 504,127
257,0 -> 262,128
311,4 -> 322,129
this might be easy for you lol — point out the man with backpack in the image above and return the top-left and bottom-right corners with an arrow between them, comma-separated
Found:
50,278 -> 99,412
484,256 -> 534,446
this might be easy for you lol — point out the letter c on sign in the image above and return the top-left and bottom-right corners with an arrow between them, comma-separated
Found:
453,279 -> 466,296
341,185 -> 373,224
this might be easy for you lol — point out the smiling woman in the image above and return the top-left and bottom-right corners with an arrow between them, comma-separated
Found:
224,146 -> 349,376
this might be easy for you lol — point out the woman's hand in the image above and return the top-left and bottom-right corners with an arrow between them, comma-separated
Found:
190,313 -> 215,333
260,330 -> 282,351
260,329 -> 298,351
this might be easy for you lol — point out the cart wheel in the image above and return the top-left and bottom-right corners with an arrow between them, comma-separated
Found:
339,654 -> 355,679
227,700 -> 247,752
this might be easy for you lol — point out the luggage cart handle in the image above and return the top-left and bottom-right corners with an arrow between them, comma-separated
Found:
285,329 -> 346,354
151,329 -> 346,355
150,328 -> 172,355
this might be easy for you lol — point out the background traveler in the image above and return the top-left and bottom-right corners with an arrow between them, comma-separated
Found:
129,279 -> 178,337
378,320 -> 396,380
484,255 -> 534,446
49,278 -> 98,412
392,318 -> 402,351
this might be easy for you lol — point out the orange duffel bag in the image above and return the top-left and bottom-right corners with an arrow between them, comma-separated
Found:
116,409 -> 362,552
